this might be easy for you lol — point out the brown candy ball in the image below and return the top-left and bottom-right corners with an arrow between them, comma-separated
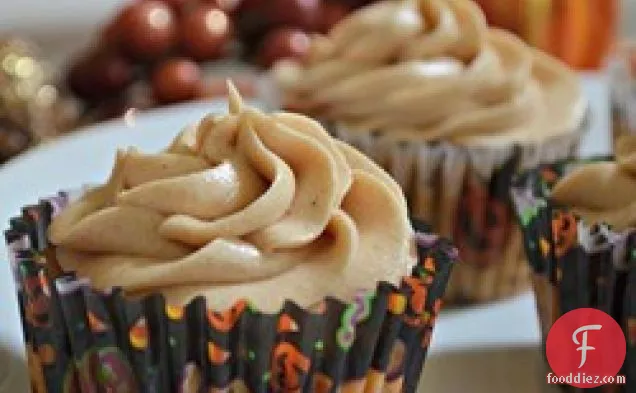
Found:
264,0 -> 322,31
235,7 -> 271,47
67,52 -> 134,100
101,18 -> 123,48
257,28 -> 311,68
0,121 -> 30,163
152,58 -> 202,104
162,0 -> 192,11
180,5 -> 232,61
339,0 -> 375,8
118,1 -> 178,60
206,0 -> 243,14
236,0 -> 263,13
319,2 -> 350,33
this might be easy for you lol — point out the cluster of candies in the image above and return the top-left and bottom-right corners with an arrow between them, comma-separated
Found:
66,0 -> 376,120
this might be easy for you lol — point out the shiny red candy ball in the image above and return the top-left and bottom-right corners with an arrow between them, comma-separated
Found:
319,2 -> 350,33
152,58 -> 203,103
118,1 -> 178,60
68,52 -> 134,100
205,0 -> 243,14
264,0 -> 322,31
257,27 -> 311,68
339,0 -> 375,8
180,5 -> 232,60
161,0 -> 192,11
236,0 -> 263,13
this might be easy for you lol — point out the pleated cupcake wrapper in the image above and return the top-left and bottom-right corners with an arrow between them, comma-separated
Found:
511,158 -> 636,392
4,190 -> 457,393
609,47 -> 636,147
331,121 -> 585,305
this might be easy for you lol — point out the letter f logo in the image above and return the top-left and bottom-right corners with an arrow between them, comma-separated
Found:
572,325 -> 602,368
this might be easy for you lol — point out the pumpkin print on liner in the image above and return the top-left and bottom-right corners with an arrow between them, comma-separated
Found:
6,190 -> 457,393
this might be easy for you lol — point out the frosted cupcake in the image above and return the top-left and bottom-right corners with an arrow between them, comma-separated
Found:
609,42 -> 636,150
511,136 -> 636,391
275,0 -> 587,304
5,83 -> 456,393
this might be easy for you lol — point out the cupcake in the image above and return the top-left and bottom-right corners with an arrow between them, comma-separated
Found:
511,136 -> 636,391
609,42 -> 636,150
274,0 -> 587,305
5,83 -> 456,393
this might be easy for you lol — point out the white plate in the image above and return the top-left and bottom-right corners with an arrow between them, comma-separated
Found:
0,73 -> 610,393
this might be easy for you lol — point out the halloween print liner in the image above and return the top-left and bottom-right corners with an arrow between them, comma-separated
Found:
5,190 -> 456,393
331,118 -> 587,305
511,158 -> 635,392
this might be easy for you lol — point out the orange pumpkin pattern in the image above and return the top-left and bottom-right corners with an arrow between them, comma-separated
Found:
454,175 -> 513,269
207,300 -> 247,332
403,277 -> 427,317
22,272 -> 51,329
388,293 -> 406,315
129,317 -> 148,351
277,314 -> 299,334
87,312 -> 108,333
551,211 -> 578,258
270,342 -> 311,392
165,305 -> 185,321
208,342 -> 231,365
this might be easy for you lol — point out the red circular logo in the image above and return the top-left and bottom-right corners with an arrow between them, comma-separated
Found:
546,308 -> 626,388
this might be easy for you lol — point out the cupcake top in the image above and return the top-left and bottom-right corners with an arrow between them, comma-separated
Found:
48,83 -> 415,312
551,136 -> 636,230
275,0 -> 586,146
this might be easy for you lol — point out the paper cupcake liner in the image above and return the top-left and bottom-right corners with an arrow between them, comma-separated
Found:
511,158 -> 635,392
4,190 -> 457,393
609,42 -> 636,150
331,120 -> 586,305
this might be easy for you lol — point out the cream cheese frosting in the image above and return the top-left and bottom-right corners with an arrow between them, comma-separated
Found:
275,0 -> 586,146
48,83 -> 415,312
551,136 -> 636,230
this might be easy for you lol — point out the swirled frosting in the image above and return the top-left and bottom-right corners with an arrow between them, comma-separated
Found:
551,136 -> 636,230
275,0 -> 586,145
48,83 -> 414,312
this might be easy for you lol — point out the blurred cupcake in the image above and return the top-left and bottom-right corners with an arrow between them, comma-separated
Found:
511,136 -> 636,391
609,41 -> 636,150
4,83 -> 456,393
274,0 -> 587,304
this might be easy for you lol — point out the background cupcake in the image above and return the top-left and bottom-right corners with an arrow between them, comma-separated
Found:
609,41 -> 636,151
274,0 -> 588,305
4,84 -> 456,393
511,136 -> 636,391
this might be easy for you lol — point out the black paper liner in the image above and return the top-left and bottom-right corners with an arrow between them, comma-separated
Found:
511,158 -> 635,392
5,191 -> 457,393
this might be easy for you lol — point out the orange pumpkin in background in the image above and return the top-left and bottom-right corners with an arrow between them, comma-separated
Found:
475,0 -> 617,70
